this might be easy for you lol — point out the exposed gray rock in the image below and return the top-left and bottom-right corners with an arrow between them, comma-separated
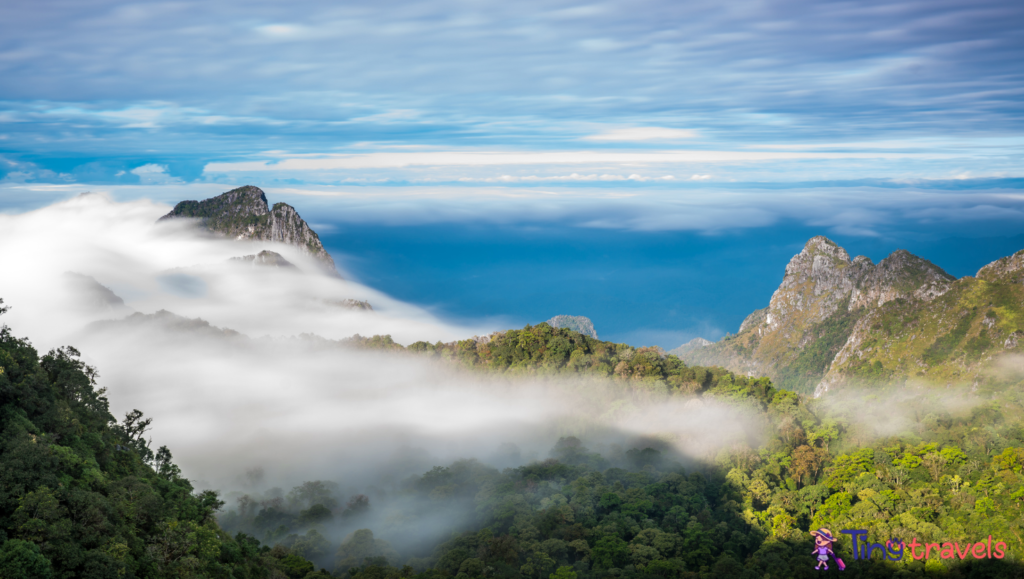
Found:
764,236 -> 857,334
545,315 -> 598,339
983,312 -> 998,329
159,185 -> 338,275
230,250 -> 298,269
747,237 -> 954,343
849,249 -> 954,309
977,249 -> 1024,283
1006,331 -> 1023,349
739,308 -> 767,333
687,236 -> 968,398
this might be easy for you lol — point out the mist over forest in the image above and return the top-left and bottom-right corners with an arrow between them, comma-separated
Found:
3,0 -> 1024,574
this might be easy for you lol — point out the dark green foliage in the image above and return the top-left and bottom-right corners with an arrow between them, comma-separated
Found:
352,323 -> 780,407
161,185 -> 273,234
6,296 -> 1024,578
319,359 -> 1024,579
0,539 -> 53,579
298,504 -> 334,526
0,310 -> 313,578
965,330 -> 993,361
848,358 -> 889,380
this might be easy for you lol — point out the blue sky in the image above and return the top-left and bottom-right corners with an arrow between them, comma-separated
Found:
2,0 -> 1023,346
1,0 -> 1022,185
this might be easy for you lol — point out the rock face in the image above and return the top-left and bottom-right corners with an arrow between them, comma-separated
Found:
976,249 -> 1024,283
545,315 -> 598,339
230,250 -> 297,269
159,186 -> 338,275
679,236 -> 985,397
851,250 -> 955,308
759,237 -> 952,339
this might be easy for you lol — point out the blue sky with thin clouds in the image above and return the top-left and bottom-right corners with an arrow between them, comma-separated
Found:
2,0 -> 1023,346
2,0 -> 1022,186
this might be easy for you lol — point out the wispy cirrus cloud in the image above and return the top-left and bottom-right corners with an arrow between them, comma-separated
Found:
0,0 -> 1021,185
582,127 -> 699,142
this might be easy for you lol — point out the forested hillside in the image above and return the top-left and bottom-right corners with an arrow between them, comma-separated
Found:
6,301 -> 1024,578
0,299 -> 327,578
241,323 -> 1024,578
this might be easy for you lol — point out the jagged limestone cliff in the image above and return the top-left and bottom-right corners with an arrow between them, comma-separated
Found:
678,236 -> 1022,397
159,186 -> 338,275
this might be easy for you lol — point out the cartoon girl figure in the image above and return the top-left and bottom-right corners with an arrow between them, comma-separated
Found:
811,528 -> 843,570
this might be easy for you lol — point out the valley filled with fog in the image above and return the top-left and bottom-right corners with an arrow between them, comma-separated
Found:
0,193 -> 765,568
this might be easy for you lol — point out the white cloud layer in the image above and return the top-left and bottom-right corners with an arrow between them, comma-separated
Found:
0,193 -> 761,496
5,182 -> 1024,239
203,149 -> 954,173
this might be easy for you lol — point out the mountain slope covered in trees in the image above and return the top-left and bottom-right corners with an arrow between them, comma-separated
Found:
243,322 -> 1024,578
0,299 -> 328,579
7,253 -> 1024,579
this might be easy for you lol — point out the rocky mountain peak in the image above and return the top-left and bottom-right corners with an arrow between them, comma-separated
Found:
160,185 -> 270,221
545,315 -> 598,339
230,250 -> 297,269
804,235 -> 846,257
159,186 -> 338,275
850,248 -> 954,308
681,236 -> 974,397
976,249 -> 1024,283
782,236 -> 852,289
765,237 -> 856,334
765,239 -> 955,335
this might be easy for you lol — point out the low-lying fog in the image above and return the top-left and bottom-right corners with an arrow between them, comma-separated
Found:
0,193 -> 764,565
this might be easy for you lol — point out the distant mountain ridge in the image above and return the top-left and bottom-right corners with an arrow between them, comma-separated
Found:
668,337 -> 712,357
679,236 -> 1022,397
159,185 -> 338,275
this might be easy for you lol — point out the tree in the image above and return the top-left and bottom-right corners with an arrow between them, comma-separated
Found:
790,445 -> 826,486
298,503 -> 334,526
0,539 -> 53,579
115,409 -> 154,463
288,481 -> 339,510
922,452 -> 947,481
342,494 -> 370,517
591,536 -> 629,569
335,529 -> 397,572
550,566 -> 578,579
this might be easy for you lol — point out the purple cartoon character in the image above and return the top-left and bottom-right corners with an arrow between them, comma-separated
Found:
811,528 -> 845,571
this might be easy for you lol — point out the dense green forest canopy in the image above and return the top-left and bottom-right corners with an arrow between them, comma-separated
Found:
4,304 -> 1024,578
0,299 -> 329,578
307,324 -> 1024,578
